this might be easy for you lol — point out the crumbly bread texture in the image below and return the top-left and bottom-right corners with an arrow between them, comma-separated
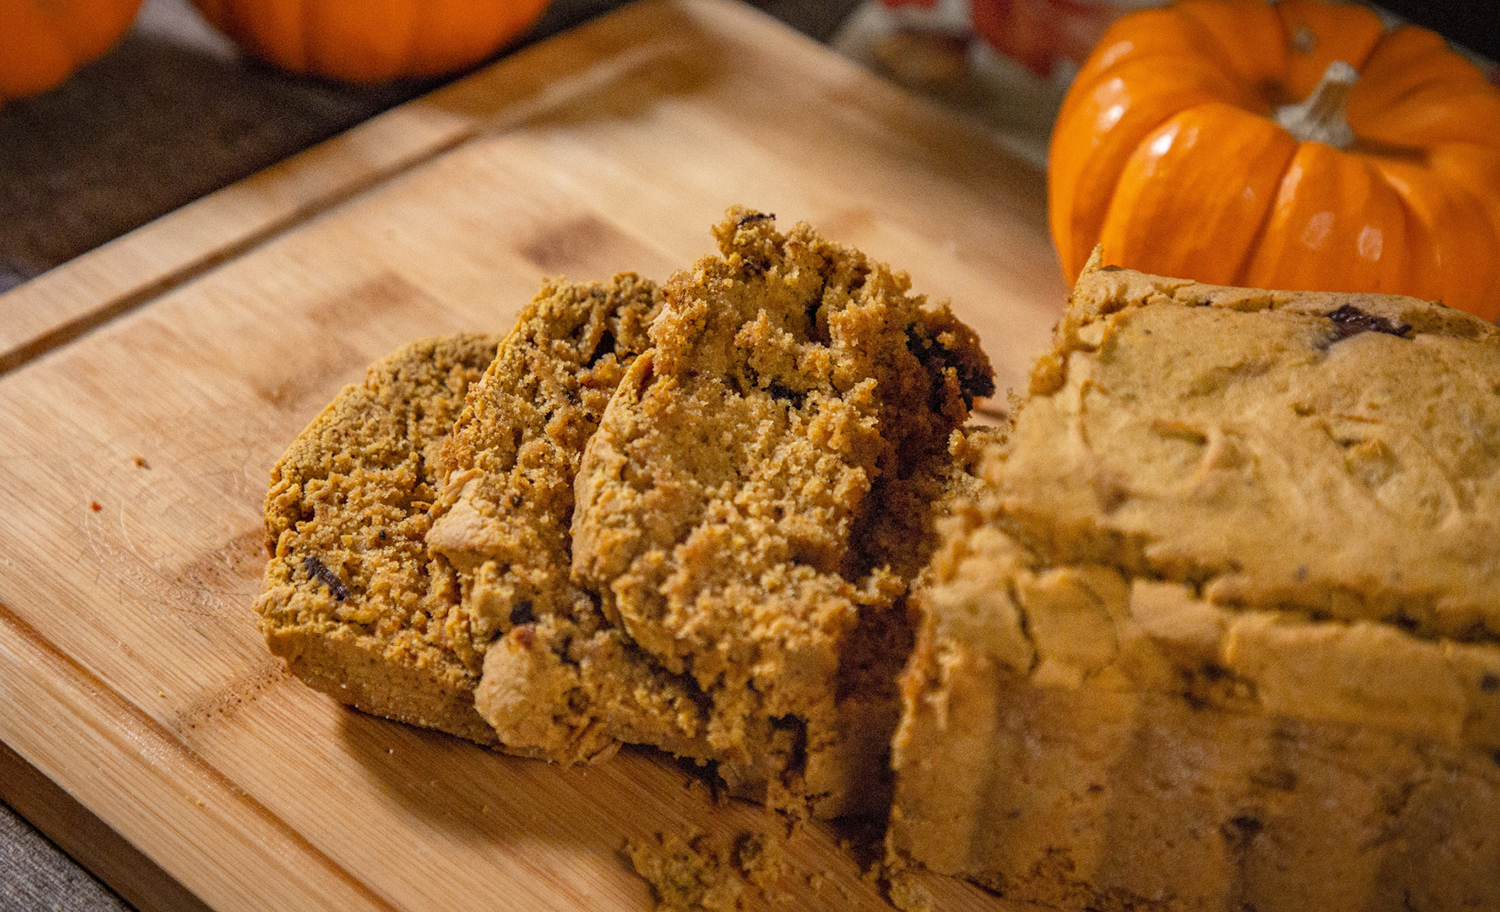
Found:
571,208 -> 995,814
425,274 -> 716,765
256,334 -> 505,746
625,826 -> 788,912
888,257 -> 1500,911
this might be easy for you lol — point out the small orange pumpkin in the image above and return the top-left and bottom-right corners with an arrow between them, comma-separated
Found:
190,0 -> 553,84
1049,0 -> 1500,321
0,0 -> 144,103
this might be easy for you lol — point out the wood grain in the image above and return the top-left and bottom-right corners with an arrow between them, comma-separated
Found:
0,1 -> 1068,909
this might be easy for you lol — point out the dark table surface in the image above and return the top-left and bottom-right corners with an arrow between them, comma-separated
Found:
1,796 -> 132,912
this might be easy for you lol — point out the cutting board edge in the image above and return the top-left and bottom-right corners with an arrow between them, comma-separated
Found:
0,738 -> 215,912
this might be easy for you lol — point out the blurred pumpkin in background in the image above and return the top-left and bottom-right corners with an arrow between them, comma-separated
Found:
190,0 -> 553,83
0,0 -> 144,103
1050,0 -> 1500,321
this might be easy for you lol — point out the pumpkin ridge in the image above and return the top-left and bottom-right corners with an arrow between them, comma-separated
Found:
1170,0 -> 1287,96
1227,157 -> 1296,290
1379,159 -> 1500,320
1372,163 -> 1434,302
1357,65 -> 1464,116
292,0 -> 311,74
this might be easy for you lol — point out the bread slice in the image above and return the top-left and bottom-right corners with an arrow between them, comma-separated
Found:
888,256 -> 1500,910
423,274 -> 729,766
256,334 -> 505,746
571,208 -> 995,814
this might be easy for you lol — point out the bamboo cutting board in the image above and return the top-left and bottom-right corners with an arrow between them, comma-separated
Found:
0,1 -> 1069,910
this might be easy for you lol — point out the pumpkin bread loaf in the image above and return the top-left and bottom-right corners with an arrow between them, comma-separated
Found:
256,334 -> 507,747
888,257 -> 1500,911
570,208 -> 995,815
425,273 -> 721,766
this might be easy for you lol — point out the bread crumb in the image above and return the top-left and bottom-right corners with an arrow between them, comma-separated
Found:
625,826 -> 788,912
885,870 -> 936,912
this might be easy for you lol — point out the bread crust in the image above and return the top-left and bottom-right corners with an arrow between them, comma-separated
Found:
889,259 -> 1500,909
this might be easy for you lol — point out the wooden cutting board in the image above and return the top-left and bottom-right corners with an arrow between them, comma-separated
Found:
0,1 -> 1069,910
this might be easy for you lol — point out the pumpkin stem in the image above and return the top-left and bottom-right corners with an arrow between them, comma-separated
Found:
1274,60 -> 1358,149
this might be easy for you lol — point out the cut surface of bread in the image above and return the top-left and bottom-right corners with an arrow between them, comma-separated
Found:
571,207 -> 995,814
254,210 -> 1003,822
425,274 -> 718,766
256,333 -> 505,746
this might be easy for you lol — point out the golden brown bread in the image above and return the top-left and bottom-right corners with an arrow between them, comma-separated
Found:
256,333 -> 506,746
426,273 -> 717,766
570,208 -> 995,813
888,257 -> 1500,911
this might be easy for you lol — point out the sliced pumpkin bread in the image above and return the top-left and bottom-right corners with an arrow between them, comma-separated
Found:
570,207 -> 996,814
256,333 -> 505,746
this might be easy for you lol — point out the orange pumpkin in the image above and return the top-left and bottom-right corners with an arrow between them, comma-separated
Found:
191,0 -> 552,84
1049,0 -> 1500,321
0,0 -> 143,103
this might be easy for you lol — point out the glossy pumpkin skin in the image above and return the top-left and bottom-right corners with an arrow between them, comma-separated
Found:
1049,0 -> 1500,321
191,0 -> 552,84
0,0 -> 144,103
